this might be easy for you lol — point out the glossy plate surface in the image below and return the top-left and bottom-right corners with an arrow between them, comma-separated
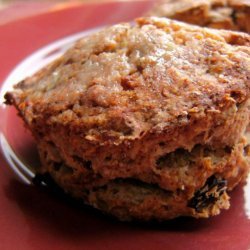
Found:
0,1 -> 249,249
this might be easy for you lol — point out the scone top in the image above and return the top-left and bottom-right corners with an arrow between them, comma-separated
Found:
5,17 -> 250,147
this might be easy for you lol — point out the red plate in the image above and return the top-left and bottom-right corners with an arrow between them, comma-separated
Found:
0,1 -> 250,250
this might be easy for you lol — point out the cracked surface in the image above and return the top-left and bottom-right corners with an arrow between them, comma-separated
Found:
149,0 -> 250,33
5,17 -> 250,221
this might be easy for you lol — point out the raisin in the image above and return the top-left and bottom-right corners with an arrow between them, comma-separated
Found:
188,175 -> 227,212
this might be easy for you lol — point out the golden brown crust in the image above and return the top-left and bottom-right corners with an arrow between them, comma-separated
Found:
149,0 -> 250,33
5,17 -> 250,221
5,18 -> 250,146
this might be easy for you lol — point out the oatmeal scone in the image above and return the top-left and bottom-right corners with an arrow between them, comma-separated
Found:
5,17 -> 250,221
149,0 -> 250,33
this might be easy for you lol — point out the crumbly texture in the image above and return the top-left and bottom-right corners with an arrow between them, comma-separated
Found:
148,0 -> 250,33
37,137 -> 250,221
5,17 -> 250,221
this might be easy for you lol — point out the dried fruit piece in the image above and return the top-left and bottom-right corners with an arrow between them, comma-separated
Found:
188,176 -> 227,212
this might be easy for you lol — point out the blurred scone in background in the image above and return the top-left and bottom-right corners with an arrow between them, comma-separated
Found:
149,0 -> 250,33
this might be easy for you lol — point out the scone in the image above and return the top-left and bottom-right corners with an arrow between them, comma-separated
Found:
148,0 -> 250,33
5,17 -> 250,221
